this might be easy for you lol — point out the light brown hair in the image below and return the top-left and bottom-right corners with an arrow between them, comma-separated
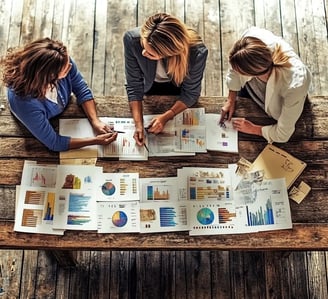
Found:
0,38 -> 68,98
229,36 -> 291,76
141,13 -> 203,85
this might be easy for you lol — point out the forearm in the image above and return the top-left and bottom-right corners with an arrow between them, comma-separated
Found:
68,137 -> 98,150
161,100 -> 188,122
81,99 -> 99,123
129,100 -> 144,129
228,90 -> 237,103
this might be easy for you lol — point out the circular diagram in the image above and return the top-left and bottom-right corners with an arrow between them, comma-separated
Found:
102,182 -> 116,196
197,207 -> 214,225
112,211 -> 128,227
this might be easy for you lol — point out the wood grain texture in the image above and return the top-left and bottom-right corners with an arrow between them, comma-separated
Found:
0,222 -> 328,250
0,0 -> 328,297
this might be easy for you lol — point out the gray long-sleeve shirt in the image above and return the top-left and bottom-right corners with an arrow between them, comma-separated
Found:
123,27 -> 208,107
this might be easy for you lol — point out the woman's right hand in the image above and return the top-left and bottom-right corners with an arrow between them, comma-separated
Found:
219,90 -> 237,123
95,132 -> 118,145
133,126 -> 145,146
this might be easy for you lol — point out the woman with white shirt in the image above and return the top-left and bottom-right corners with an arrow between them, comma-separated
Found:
220,27 -> 312,143
123,13 -> 208,146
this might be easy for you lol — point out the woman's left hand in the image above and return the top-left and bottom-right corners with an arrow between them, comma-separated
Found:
232,118 -> 262,136
147,115 -> 166,134
91,118 -> 112,134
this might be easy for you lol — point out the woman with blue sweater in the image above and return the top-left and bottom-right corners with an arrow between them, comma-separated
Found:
1,38 -> 117,151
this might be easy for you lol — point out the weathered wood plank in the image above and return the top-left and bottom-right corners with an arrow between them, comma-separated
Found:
55,264 -> 72,299
203,0 -> 222,96
264,252 -> 291,298
34,250 -> 57,298
89,251 -> 111,298
210,251 -> 232,299
280,0 -> 299,52
109,251 -> 135,298
295,0 -> 328,95
306,251 -> 328,298
243,251 -> 266,299
0,249 -> 23,298
137,0 -> 164,25
135,251 -> 162,298
254,0 -> 282,35
185,251 -> 212,299
19,250 -> 39,299
32,0 -> 55,39
175,251 -> 187,298
160,251 -> 176,298
68,251 -> 91,298
90,0 -> 108,95
219,0 -> 255,96
230,251 -> 245,298
287,251 -> 309,298
165,0 -> 185,20
64,0 -> 95,86
1,222 -> 328,250
103,0 -> 138,96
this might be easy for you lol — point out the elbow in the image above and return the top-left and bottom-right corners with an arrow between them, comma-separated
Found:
43,136 -> 70,152
262,126 -> 294,143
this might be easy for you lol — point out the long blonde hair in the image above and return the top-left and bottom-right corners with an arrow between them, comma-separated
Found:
141,13 -> 203,85
229,36 -> 291,76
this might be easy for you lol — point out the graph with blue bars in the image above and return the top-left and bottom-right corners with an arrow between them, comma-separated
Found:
159,207 -> 177,227
246,198 -> 274,226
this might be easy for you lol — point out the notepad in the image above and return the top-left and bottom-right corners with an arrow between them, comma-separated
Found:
250,144 -> 306,189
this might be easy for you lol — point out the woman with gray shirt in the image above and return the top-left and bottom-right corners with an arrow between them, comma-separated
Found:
123,13 -> 208,146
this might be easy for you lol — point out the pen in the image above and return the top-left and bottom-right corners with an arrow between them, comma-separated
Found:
144,143 -> 149,152
111,130 -> 125,133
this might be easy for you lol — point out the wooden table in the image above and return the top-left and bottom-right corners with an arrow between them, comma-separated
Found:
1,95 -> 327,265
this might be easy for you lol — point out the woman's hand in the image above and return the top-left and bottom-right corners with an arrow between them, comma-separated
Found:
133,125 -> 145,146
91,118 -> 112,134
233,118 -> 262,136
146,115 -> 167,134
219,90 -> 237,123
95,132 -> 118,145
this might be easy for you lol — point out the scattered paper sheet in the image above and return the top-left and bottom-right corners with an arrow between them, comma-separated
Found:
289,181 -> 311,204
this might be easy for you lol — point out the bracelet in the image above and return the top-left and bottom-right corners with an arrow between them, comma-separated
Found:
169,108 -> 176,116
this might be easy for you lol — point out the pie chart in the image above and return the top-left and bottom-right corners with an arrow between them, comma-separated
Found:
197,208 -> 214,225
102,182 -> 116,196
112,211 -> 128,227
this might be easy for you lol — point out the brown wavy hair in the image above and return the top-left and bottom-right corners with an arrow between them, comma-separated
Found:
229,36 -> 291,76
141,13 -> 203,85
0,38 -> 68,98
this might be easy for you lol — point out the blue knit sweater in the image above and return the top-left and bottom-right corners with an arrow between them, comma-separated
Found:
7,58 -> 93,151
